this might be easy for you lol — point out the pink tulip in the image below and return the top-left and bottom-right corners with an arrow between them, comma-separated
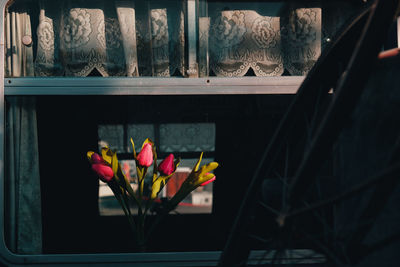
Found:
200,174 -> 216,186
91,153 -> 103,164
137,143 -> 153,167
158,154 -> 175,176
92,163 -> 114,183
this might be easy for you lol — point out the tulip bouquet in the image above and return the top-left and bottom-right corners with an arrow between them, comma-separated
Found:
87,138 -> 218,251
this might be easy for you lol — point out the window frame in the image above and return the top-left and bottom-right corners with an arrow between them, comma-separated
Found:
0,0 -> 305,265
4,77 -> 303,95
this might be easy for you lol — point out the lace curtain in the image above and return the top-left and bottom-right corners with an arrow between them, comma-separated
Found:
97,123 -> 215,153
203,2 -> 354,77
7,0 -> 356,78
35,0 -> 185,77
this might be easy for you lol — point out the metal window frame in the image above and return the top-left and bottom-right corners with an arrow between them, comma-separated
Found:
0,0 -> 303,265
4,77 -> 303,95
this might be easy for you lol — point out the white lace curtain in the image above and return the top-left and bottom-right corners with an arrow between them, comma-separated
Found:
203,2 -> 355,77
7,0 -> 356,78
35,0 -> 186,77
36,0 -> 323,78
206,8 -> 321,77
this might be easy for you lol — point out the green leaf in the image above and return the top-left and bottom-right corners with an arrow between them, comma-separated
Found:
151,178 -> 163,200
87,151 -> 95,162
101,147 -> 113,165
199,162 -> 219,175
120,169 -> 139,205
167,188 -> 190,212
130,138 -> 137,158
142,138 -> 154,149
137,166 -> 143,181
152,173 -> 158,183
152,146 -> 158,178
197,172 -> 216,186
174,157 -> 181,170
194,152 -> 203,172
111,152 -> 119,175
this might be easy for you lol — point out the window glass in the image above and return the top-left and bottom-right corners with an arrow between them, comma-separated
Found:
98,123 -> 216,215
127,124 -> 155,153
2,0 -> 364,259
5,94 -> 292,254
5,0 -> 361,78
159,123 -> 215,152
98,124 -> 125,152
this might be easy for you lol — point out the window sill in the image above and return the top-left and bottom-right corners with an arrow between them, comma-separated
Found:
4,77 -> 304,95
0,249 -> 324,266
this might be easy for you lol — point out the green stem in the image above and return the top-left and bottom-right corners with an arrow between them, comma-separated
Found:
144,199 -> 152,219
135,166 -> 149,251
138,167 -> 148,216
136,214 -> 146,252
111,185 -> 136,237
145,210 -> 168,245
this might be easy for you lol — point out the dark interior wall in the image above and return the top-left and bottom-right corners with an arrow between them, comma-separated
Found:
335,56 -> 400,267
37,96 -> 101,253
36,94 -> 293,253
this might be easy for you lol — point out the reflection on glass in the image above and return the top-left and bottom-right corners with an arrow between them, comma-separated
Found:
127,124 -> 155,153
99,158 -> 214,216
98,123 -> 216,215
159,123 -> 215,152
98,124 -> 124,153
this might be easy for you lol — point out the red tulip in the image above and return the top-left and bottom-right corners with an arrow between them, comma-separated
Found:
92,163 -> 114,183
200,174 -> 216,186
158,153 -> 175,176
91,153 -> 103,164
137,143 -> 153,167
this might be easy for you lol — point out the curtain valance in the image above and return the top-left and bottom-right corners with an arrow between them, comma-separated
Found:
6,1 -> 357,78
35,0 -> 185,77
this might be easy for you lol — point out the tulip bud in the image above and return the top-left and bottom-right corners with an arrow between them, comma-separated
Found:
158,153 -> 175,176
137,143 -> 153,167
200,174 -> 216,186
91,153 -> 103,164
92,163 -> 114,183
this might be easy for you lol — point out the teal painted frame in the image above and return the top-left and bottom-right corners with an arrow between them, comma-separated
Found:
4,77 -> 303,95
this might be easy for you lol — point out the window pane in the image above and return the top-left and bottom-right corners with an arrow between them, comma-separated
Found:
199,1 -> 361,77
159,123 -> 215,152
98,124 -> 124,152
99,158 -> 214,216
4,94 -> 292,253
97,122 -> 216,215
6,0 -> 186,77
127,124 -> 155,153
5,0 -> 361,78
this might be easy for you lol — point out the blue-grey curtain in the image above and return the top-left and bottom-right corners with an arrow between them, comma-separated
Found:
5,6 -> 42,254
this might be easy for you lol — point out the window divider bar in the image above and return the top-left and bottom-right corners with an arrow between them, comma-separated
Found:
187,0 -> 198,78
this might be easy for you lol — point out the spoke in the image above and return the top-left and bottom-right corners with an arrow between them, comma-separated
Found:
247,234 -> 273,245
258,200 -> 280,216
287,161 -> 400,219
218,2 -> 394,265
283,144 -> 290,210
362,230 -> 400,260
299,229 -> 344,266
302,200 -> 336,237
287,0 -> 398,212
